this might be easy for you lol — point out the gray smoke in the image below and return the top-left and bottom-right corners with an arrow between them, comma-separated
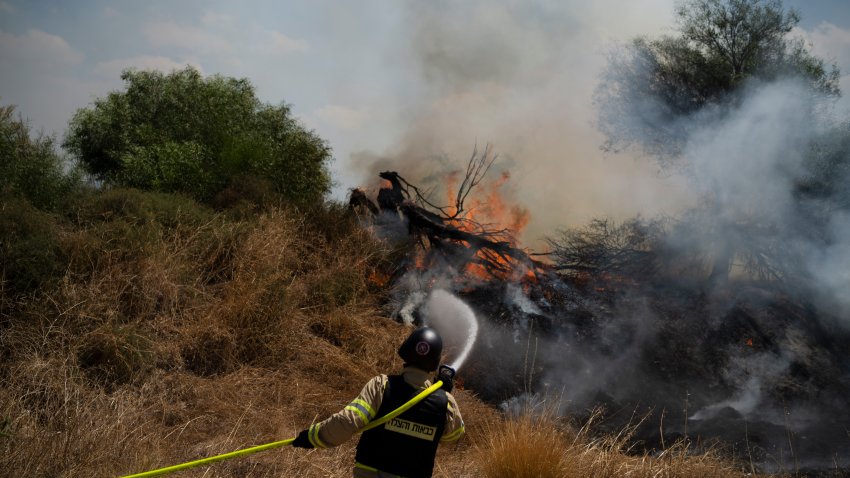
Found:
356,0 -> 850,470
352,0 -> 690,247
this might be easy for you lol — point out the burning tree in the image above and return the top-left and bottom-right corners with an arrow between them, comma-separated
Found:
349,146 -> 544,284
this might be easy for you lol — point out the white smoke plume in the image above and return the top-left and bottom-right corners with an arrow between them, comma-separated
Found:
359,1 -> 850,469
352,0 -> 692,247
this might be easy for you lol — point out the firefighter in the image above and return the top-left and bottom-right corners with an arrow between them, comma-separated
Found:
292,326 -> 465,478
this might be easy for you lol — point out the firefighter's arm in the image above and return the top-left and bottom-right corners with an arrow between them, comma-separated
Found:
441,392 -> 465,443
304,375 -> 386,448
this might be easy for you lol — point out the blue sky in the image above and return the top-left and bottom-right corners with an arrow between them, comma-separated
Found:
2,1 -> 849,241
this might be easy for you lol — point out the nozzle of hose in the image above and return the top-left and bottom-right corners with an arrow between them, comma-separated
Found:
437,364 -> 456,393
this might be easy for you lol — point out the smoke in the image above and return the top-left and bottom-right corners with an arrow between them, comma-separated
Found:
351,0 -> 692,246
688,377 -> 762,421
357,1 -> 850,469
461,74 -> 850,468
689,351 -> 792,421
805,211 -> 850,324
684,80 -> 813,218
628,75 -> 850,326
552,69 -> 850,467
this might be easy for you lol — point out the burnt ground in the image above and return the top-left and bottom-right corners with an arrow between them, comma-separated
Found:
441,277 -> 850,475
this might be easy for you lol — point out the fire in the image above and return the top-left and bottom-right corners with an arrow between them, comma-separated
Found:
446,170 -> 530,236
368,269 -> 391,287
439,169 -> 533,283
369,165 -> 537,286
479,171 -> 530,233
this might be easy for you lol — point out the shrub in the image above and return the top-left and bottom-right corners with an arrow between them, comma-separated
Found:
70,187 -> 215,230
64,67 -> 331,206
477,410 -> 569,478
64,188 -> 221,279
0,195 -> 66,293
0,104 -> 80,212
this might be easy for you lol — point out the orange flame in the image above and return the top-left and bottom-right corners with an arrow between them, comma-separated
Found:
393,166 -> 535,285
368,269 -> 391,287
443,170 -> 531,282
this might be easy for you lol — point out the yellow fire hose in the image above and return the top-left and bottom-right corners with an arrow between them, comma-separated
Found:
120,380 -> 444,478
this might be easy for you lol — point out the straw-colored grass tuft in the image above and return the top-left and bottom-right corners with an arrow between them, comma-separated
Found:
473,406 -> 758,478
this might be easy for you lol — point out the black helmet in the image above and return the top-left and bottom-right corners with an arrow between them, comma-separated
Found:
398,327 -> 443,371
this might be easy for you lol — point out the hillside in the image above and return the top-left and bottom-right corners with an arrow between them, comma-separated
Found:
1,188 -> 756,477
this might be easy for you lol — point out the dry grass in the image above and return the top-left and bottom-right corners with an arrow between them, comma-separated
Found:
472,406 -> 761,478
1,194 -> 404,477
476,409 -> 571,478
0,190 -> 783,477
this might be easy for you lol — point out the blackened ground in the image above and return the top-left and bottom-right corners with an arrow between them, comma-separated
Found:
435,277 -> 850,474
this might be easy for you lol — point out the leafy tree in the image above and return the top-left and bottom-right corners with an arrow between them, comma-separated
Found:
0,103 -> 79,211
590,1 -> 845,285
796,123 -> 850,219
597,0 -> 840,157
64,67 -> 332,206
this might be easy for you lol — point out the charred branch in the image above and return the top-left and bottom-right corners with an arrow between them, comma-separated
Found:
348,188 -> 379,216
399,201 -> 540,274
548,218 -> 666,280
450,144 -> 496,220
352,148 -> 542,280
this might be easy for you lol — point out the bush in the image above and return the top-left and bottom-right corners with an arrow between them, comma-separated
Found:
478,411 -> 569,478
70,187 -> 215,230
64,67 -> 331,207
0,195 -> 66,293
0,104 -> 80,212
64,188 -> 220,279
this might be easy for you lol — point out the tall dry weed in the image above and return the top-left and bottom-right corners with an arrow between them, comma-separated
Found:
473,405 -> 756,478
476,409 -> 570,478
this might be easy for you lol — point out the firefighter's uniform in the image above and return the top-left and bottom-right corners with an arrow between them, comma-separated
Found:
304,366 -> 465,477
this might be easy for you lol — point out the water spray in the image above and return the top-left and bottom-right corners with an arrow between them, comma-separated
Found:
420,289 -> 480,372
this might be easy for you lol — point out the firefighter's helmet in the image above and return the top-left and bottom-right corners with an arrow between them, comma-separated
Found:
398,327 -> 443,371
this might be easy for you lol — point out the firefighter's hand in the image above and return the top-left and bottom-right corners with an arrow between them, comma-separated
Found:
292,429 -> 314,449
437,365 -> 455,393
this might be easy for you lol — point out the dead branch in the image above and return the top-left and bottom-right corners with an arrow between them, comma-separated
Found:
548,218 -> 666,280
348,188 -> 379,216
350,147 -> 541,280
451,144 -> 496,219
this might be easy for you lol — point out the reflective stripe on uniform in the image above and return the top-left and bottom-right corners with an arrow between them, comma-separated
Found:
441,423 -> 465,442
355,462 -> 379,472
346,398 -> 376,424
308,423 -> 327,448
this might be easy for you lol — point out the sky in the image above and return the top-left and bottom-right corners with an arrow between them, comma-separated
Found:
2,0 -> 849,245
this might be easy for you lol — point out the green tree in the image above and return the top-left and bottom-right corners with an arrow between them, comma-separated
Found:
597,0 -> 840,157
64,67 -> 332,206
591,0 -> 845,285
0,103 -> 79,211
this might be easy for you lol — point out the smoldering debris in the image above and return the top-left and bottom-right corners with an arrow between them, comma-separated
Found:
350,134 -> 850,470
347,15 -> 850,467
